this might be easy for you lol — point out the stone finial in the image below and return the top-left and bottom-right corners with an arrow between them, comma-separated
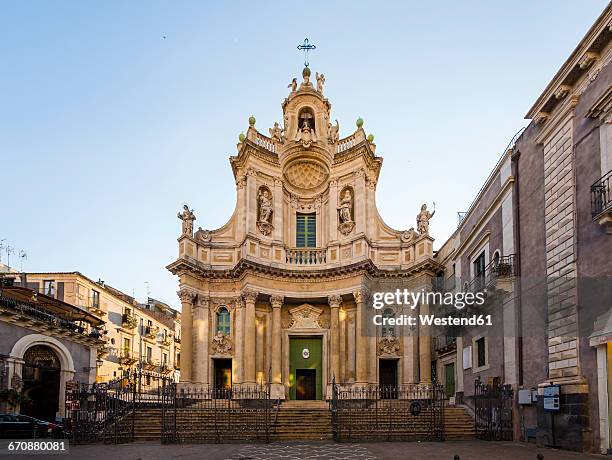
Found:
248,115 -> 256,127
270,295 -> 284,309
328,294 -> 342,308
177,288 -> 196,304
177,204 -> 196,237
356,117 -> 364,128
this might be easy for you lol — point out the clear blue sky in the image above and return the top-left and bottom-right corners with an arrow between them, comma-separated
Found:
0,1 -> 608,307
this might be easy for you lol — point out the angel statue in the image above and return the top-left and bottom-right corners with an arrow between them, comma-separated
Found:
269,122 -> 284,142
288,78 -> 298,93
338,190 -> 353,223
327,119 -> 340,144
177,205 -> 196,236
258,189 -> 273,224
416,203 -> 435,235
316,72 -> 325,94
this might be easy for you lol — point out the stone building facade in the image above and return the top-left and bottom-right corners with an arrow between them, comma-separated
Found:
435,5 -> 612,453
168,67 -> 440,399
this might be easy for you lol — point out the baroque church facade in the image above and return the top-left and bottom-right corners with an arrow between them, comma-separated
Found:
168,66 -> 439,400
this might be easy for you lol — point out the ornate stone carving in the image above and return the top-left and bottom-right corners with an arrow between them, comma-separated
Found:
177,205 -> 196,236
236,175 -> 247,189
554,85 -> 571,100
353,290 -> 362,304
288,78 -> 297,93
257,186 -> 274,236
195,227 -> 212,243
327,119 -> 339,144
197,296 -> 210,309
401,228 -> 417,242
284,160 -> 329,190
269,122 -> 285,143
316,72 -> 325,94
328,294 -> 342,308
287,304 -> 325,329
338,188 -> 355,236
416,203 -> 435,235
296,120 -> 316,148
242,290 -> 259,304
270,295 -> 284,309
177,288 -> 196,304
211,331 -> 232,354
378,334 -> 400,355
579,51 -> 598,69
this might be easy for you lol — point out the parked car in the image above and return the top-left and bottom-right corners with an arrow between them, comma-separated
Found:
0,414 -> 62,438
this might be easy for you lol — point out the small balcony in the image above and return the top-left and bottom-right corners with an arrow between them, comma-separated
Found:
592,170 -> 612,233
465,254 -> 517,293
119,349 -> 139,366
143,325 -> 159,340
286,248 -> 327,265
161,336 -> 172,347
142,358 -> 158,371
122,313 -> 137,330
433,336 -> 457,355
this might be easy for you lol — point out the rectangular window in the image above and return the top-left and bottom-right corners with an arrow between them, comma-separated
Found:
91,290 -> 100,308
476,337 -> 486,367
123,338 -> 131,351
474,252 -> 486,290
43,280 -> 55,297
162,353 -> 167,365
296,213 -> 316,247
146,346 -> 152,362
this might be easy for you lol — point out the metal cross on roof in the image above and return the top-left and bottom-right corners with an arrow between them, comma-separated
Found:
297,38 -> 316,67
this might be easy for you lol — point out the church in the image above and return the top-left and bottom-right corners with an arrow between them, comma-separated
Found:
167,64 -> 440,400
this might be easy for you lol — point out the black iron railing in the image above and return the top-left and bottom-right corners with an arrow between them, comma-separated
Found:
474,377 -> 514,441
330,379 -> 445,442
465,254 -> 516,293
592,170 -> 612,218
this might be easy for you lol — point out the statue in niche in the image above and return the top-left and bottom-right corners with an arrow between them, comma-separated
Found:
327,119 -> 340,144
177,205 -> 196,236
297,120 -> 316,148
316,72 -> 325,94
338,188 -> 355,236
269,122 -> 284,142
288,78 -> 297,93
416,203 -> 435,235
257,187 -> 274,236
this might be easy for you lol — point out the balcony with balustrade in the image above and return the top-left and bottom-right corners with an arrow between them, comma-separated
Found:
285,247 -> 327,265
465,254 -> 517,293
592,170 -> 612,233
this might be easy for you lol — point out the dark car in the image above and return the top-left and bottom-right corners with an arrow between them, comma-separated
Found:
0,414 -> 61,438
13,415 -> 64,438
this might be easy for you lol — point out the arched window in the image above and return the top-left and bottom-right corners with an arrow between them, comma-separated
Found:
382,308 -> 395,337
216,307 -> 230,335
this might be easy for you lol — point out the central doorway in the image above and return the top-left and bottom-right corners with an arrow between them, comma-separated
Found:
379,359 -> 398,399
213,358 -> 232,393
289,337 -> 322,400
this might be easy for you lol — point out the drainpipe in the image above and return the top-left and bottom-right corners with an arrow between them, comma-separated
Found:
511,148 -> 523,386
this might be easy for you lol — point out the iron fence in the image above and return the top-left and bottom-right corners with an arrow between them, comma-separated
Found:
474,377 -> 514,441
330,380 -> 445,442
161,383 -> 272,444
592,169 -> 612,218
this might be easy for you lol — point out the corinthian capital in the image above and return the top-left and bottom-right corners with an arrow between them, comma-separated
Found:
270,295 -> 284,309
328,294 -> 342,308
353,290 -> 363,304
177,288 -> 197,304
197,296 -> 210,309
242,290 -> 259,304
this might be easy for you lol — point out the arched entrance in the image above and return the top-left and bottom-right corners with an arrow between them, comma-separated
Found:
21,345 -> 61,421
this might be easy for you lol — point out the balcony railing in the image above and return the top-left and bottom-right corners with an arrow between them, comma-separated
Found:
122,313 -> 137,330
465,254 -> 517,293
119,349 -> 139,365
286,248 -> 327,265
0,295 -> 99,338
253,132 -> 276,153
433,336 -> 457,354
143,325 -> 159,339
592,170 -> 612,218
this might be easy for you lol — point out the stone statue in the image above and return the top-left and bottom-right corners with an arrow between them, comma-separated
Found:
338,190 -> 353,224
177,205 -> 196,236
416,203 -> 435,235
212,331 -> 232,354
338,189 -> 355,236
257,188 -> 274,236
195,227 -> 212,243
288,78 -> 297,93
269,122 -> 284,142
296,120 -> 315,148
316,72 -> 325,93
327,119 -> 339,144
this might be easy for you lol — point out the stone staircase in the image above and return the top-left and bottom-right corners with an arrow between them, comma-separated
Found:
124,401 -> 474,442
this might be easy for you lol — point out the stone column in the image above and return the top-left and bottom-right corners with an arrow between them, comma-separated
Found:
193,296 -> 210,384
177,288 -> 197,382
329,295 -> 342,383
243,290 -> 258,384
328,178 -> 339,243
354,169 -> 366,235
354,290 -> 368,384
347,311 -> 356,382
234,297 -> 244,384
419,301 -> 432,382
273,178 -> 283,243
402,305 -> 417,383
270,295 -> 283,384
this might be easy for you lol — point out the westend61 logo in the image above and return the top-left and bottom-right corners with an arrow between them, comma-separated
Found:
370,289 -> 492,328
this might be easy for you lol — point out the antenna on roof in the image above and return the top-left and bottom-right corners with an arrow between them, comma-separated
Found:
0,240 -> 5,265
18,250 -> 27,272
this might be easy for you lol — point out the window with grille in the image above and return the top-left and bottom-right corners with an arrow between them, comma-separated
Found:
217,307 -> 230,334
296,213 -> 316,247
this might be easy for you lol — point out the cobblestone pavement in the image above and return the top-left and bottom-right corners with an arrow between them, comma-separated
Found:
36,440 -> 605,460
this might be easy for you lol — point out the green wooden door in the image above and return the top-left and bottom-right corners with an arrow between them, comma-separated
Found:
289,337 -> 322,400
445,362 -> 455,398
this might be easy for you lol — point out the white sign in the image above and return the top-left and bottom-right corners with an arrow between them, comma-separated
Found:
463,346 -> 472,369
